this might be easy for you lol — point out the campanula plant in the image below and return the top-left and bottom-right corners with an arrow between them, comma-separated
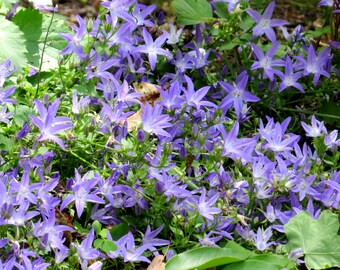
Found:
0,0 -> 339,269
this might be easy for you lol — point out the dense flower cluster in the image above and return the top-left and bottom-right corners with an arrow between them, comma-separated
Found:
0,0 -> 339,269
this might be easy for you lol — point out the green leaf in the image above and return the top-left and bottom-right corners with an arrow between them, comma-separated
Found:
13,105 -> 35,126
221,259 -> 281,270
171,0 -> 213,25
0,0 -> 17,13
224,241 -> 253,257
93,239 -> 104,249
285,210 -> 340,270
0,16 -> 28,71
165,246 -> 250,270
12,9 -> 43,69
214,2 -> 229,19
101,240 -> 117,253
12,10 -> 69,71
0,134 -> 13,151
109,222 -> 129,241
92,220 -> 102,235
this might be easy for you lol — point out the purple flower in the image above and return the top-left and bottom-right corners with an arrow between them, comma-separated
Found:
119,3 -> 156,30
32,210 -> 73,259
213,0 -> 241,12
166,23 -> 183,45
60,170 -> 105,217
119,80 -> 143,104
72,91 -> 90,114
7,201 -> 39,226
301,115 -> 327,137
196,188 -> 221,220
253,227 -> 275,251
101,0 -> 136,27
219,71 -> 260,116
142,224 -> 170,251
85,53 -> 119,81
325,130 -> 340,151
107,232 -> 150,263
0,59 -> 15,87
76,228 -> 102,268
247,1 -> 289,42
199,232 -> 222,247
295,45 -> 332,86
251,42 -> 285,81
184,76 -> 216,109
16,121 -> 31,139
170,50 -> 195,73
219,121 -> 244,159
159,81 -> 184,109
29,99 -> 73,149
133,28 -> 172,70
275,56 -> 304,93
188,47 -> 210,69
0,106 -> 13,123
60,15 -> 87,60
286,175 -> 318,201
0,86 -> 16,104
318,0 -> 334,7
260,117 -> 300,152
141,102 -> 172,137
10,170 -> 37,204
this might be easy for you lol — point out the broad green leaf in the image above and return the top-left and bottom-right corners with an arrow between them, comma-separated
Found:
214,2 -> 229,19
13,105 -> 35,126
109,222 -> 129,241
224,241 -> 253,257
0,0 -> 17,13
0,134 -> 13,151
221,259 -> 282,270
285,210 -> 340,270
92,220 -> 102,235
165,247 -> 250,270
222,254 -> 295,270
171,0 -> 213,25
0,16 -> 28,71
12,9 -> 43,69
12,10 -> 69,71
93,239 -> 104,249
101,240 -> 117,253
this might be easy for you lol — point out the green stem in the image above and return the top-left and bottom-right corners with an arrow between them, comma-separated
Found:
34,10 -> 55,99
276,107 -> 340,120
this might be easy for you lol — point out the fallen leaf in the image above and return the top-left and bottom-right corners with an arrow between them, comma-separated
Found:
126,109 -> 143,132
133,82 -> 161,106
147,255 -> 165,270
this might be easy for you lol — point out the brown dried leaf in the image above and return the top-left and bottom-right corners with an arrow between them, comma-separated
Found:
126,108 -> 142,132
146,255 -> 165,270
133,82 -> 161,106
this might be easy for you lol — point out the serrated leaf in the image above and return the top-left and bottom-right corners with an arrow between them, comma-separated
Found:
0,134 -> 13,151
12,9 -> 43,69
171,0 -> 213,25
12,10 -> 69,71
13,105 -> 35,126
285,210 -> 340,270
0,16 -> 28,71
165,246 -> 250,270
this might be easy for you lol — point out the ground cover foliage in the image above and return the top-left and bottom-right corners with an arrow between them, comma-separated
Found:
0,0 -> 339,269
